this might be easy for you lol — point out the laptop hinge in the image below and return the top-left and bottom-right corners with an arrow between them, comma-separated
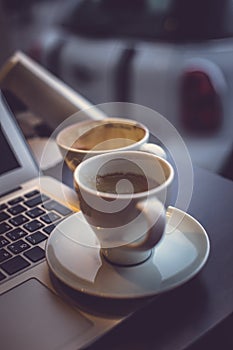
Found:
0,186 -> 22,199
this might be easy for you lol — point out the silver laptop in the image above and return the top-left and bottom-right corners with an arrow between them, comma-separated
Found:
0,91 -> 130,349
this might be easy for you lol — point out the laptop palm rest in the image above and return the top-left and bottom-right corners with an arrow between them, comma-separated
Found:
0,278 -> 93,350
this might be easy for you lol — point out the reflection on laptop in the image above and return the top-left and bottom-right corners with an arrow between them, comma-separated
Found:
0,91 -> 124,350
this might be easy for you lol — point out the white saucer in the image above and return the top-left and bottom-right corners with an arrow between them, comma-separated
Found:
46,207 -> 210,299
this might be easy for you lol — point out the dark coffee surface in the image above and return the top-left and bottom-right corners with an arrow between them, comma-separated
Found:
96,172 -> 158,194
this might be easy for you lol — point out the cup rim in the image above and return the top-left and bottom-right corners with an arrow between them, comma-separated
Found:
56,118 -> 149,154
74,150 -> 174,199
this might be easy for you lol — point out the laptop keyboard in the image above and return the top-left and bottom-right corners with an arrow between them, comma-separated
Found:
0,189 -> 73,283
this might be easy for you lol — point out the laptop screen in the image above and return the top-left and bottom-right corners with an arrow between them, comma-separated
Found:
0,91 -> 39,197
0,122 -> 21,176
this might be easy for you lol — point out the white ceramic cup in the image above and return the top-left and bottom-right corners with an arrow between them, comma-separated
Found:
74,151 -> 174,266
56,118 -> 166,172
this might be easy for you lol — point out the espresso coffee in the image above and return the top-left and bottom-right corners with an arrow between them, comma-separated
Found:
96,172 -> 159,194
71,122 -> 145,151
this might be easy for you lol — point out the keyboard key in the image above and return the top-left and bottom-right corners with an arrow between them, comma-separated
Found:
41,194 -> 50,202
0,271 -> 6,281
9,214 -> 29,227
26,207 -> 45,219
8,196 -> 24,206
0,211 -> 10,223
0,222 -> 12,235
26,231 -> 47,245
0,203 -> 8,211
8,240 -> 31,254
6,228 -> 27,241
0,236 -> 10,248
42,200 -> 55,211
7,204 -> 26,216
24,189 -> 40,198
24,246 -> 45,263
43,223 -> 56,235
24,194 -> 49,208
40,212 -> 61,224
23,220 -> 44,233
24,195 -> 43,208
0,256 -> 30,275
43,200 -> 72,216
0,249 -> 12,263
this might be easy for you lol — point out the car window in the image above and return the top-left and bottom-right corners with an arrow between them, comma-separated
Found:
61,0 -> 233,42
61,0 -> 174,40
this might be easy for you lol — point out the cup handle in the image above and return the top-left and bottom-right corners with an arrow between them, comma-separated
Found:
139,143 -> 166,159
129,199 -> 166,251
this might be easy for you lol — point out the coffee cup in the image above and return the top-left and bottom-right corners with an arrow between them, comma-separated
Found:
56,118 -> 166,172
74,151 -> 174,266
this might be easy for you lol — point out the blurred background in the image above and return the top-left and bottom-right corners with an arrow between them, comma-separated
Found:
0,0 -> 232,180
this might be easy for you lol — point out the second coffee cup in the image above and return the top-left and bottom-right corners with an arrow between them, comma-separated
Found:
56,118 -> 166,172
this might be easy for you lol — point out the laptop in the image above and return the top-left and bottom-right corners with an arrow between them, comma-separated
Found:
0,91 -> 131,349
